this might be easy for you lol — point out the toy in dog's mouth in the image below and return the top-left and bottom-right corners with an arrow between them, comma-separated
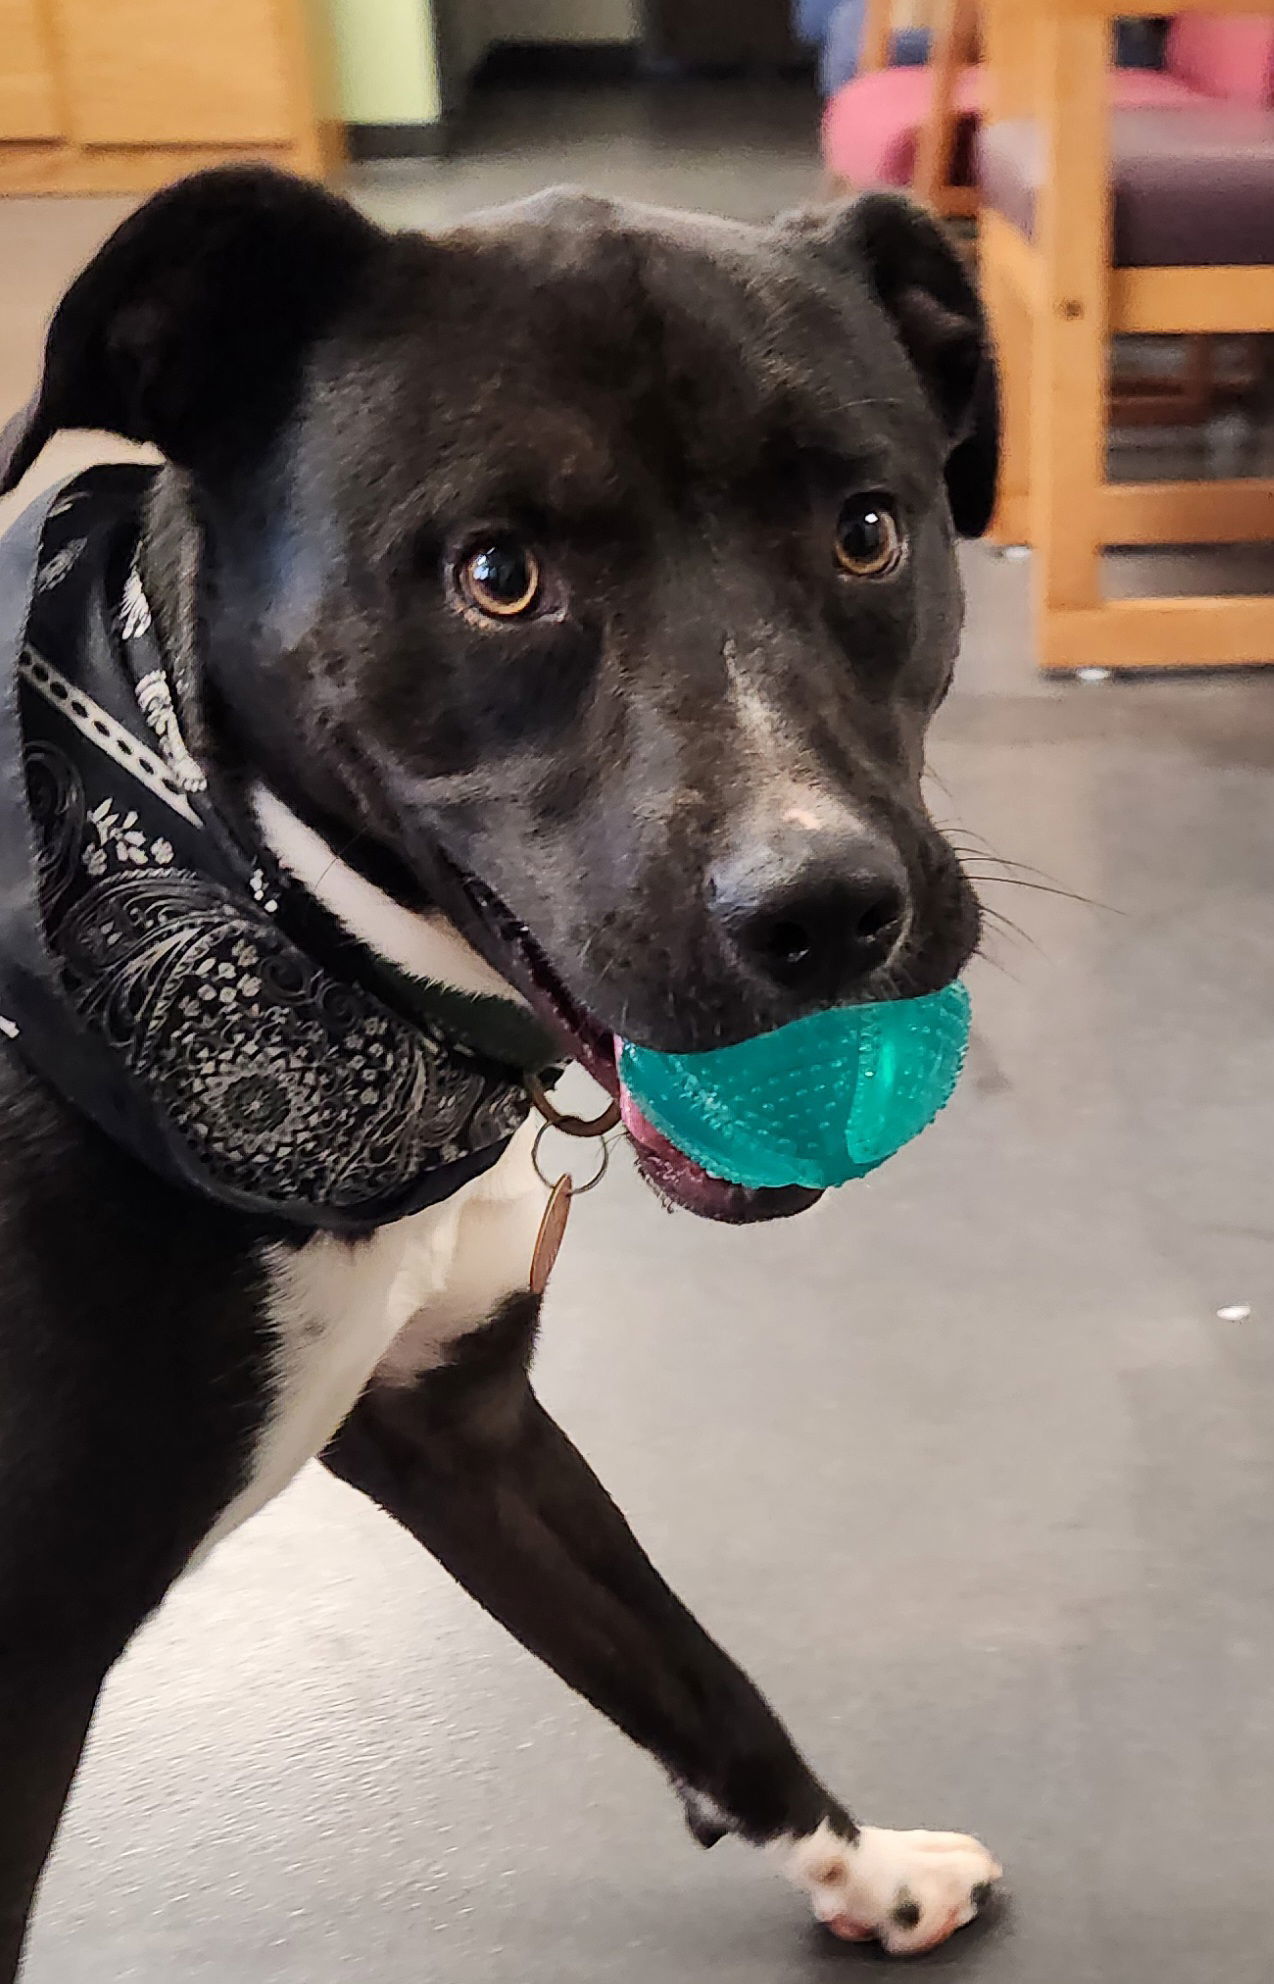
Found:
455,874 -> 820,1223
454,873 -> 969,1227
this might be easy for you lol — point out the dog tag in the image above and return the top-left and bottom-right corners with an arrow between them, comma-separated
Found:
529,1176 -> 572,1295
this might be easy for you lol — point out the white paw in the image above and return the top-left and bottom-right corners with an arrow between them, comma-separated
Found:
784,1820 -> 1002,1957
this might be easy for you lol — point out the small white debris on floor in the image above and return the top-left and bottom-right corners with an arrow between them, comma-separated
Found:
1217,1305 -> 1252,1323
1076,667 -> 1113,684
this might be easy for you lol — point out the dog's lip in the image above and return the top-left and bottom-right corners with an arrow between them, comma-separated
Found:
452,868 -> 822,1224
453,869 -> 620,1088
617,1087 -> 824,1224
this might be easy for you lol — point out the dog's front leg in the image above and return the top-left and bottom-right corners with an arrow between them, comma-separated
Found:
322,1292 -> 999,1957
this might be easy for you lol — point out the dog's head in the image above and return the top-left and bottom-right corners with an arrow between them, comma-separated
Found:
0,168 -> 996,1222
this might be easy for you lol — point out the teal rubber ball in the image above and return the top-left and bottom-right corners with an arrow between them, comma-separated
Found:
617,981 -> 970,1193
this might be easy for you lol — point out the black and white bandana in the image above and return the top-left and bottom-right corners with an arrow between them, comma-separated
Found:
0,466 -> 554,1233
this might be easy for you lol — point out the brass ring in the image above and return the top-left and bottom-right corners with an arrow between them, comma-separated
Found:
526,1072 -> 620,1139
532,1121 -> 611,1195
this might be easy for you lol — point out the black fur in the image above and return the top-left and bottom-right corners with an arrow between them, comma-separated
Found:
0,1056 -> 273,1975
323,1292 -> 848,1846
0,167 -> 999,1974
1,168 -> 994,1053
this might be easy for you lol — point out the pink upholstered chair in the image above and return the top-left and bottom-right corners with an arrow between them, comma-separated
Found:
1165,12 -> 1274,103
821,4 -> 1274,216
821,0 -> 983,216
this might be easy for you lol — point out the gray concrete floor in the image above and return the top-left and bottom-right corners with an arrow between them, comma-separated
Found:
6,75 -> 1274,1984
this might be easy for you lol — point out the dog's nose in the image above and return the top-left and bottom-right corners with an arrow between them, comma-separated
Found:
711,829 -> 909,1001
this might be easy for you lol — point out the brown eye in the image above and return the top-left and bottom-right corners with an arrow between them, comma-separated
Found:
458,536 -> 542,619
835,496 -> 904,579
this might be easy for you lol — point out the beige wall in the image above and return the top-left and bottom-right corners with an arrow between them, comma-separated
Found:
444,0 -> 494,78
486,0 -> 640,37
328,0 -> 442,123
330,0 -> 909,129
447,0 -> 641,85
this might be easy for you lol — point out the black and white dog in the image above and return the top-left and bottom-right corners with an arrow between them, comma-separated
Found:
0,168 -> 1000,1976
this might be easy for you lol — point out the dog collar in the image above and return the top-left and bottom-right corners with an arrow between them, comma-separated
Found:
0,465 -> 558,1234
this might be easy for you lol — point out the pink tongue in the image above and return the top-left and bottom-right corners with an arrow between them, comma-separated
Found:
618,1081 -> 681,1160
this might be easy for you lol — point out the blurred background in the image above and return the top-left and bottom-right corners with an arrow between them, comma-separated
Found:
3,6 -> 1274,1983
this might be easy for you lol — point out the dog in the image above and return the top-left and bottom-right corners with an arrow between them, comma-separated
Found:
0,166 -> 1000,1976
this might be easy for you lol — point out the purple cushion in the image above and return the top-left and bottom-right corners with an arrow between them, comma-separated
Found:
979,106 -> 1274,267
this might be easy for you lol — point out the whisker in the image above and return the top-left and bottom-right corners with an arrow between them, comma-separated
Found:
936,820 -> 1094,898
970,944 -> 1020,983
309,826 -> 367,899
962,872 -> 1119,914
948,845 -> 1082,885
978,902 -> 1038,950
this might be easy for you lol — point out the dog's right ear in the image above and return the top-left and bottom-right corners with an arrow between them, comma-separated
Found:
0,165 -> 382,497
776,193 -> 999,538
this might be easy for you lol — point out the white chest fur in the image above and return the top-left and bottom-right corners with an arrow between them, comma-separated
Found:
194,1120 -> 546,1562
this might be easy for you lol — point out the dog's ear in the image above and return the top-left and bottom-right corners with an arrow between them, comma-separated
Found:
0,165 -> 382,497
781,193 -> 999,538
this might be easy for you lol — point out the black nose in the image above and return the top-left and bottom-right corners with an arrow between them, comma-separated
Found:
711,831 -> 909,1001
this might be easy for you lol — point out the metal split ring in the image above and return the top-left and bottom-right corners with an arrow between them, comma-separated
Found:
525,1071 -> 620,1139
532,1120 -> 611,1195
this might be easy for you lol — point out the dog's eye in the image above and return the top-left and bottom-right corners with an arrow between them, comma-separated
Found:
834,496 -> 905,579
458,537 -> 542,619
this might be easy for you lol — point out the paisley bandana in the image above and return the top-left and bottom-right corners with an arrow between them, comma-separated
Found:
0,465 -> 555,1234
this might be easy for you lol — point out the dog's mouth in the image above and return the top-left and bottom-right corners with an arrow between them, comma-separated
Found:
458,875 -> 821,1225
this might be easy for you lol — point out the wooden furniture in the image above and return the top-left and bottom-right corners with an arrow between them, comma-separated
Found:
822,0 -> 982,216
980,0 -> 1274,673
0,0 -> 341,193
878,0 -> 978,213
820,0 -> 1216,222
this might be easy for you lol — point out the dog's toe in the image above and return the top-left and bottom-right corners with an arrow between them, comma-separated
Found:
785,1821 -> 1002,1957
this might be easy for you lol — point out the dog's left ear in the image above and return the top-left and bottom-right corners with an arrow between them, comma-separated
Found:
0,164 -> 383,498
780,192 -> 999,538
